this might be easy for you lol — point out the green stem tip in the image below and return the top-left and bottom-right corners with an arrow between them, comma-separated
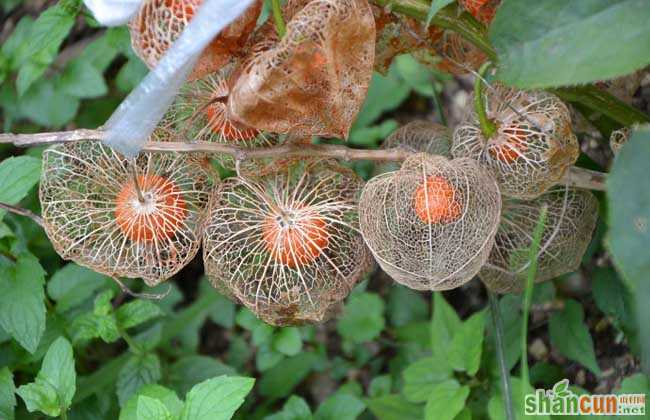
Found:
474,63 -> 498,139
271,0 -> 287,38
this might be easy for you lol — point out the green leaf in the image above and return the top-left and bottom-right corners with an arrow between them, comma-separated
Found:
430,293 -> 461,360
394,55 -> 436,97
387,285 -> 428,327
179,376 -> 255,420
491,0 -> 650,88
117,353 -> 162,407
136,396 -> 173,420
488,377 -> 550,420
0,156 -> 41,220
19,79 -> 80,127
56,58 -> 108,98
0,367 -> 16,420
47,263 -> 110,312
256,343 -> 284,371
402,356 -> 453,403
426,0 -> 455,27
315,393 -> 365,420
16,4 -> 76,64
448,310 -> 486,375
272,327 -> 303,356
337,292 -> 385,343
353,69 -> 410,128
168,356 -> 237,397
1,17 -> 34,69
259,353 -> 318,398
120,384 -> 183,420
77,30 -> 120,72
617,373 -> 649,395
424,380 -> 469,420
69,311 -> 120,344
116,58 -> 148,93
591,268 -> 635,328
207,291 -> 236,328
366,394 -> 423,420
368,375 -> 392,398
17,337 -> 76,417
0,253 -> 46,353
266,395 -> 312,420
548,300 -> 601,376
486,295 -> 522,374
116,300 -> 164,330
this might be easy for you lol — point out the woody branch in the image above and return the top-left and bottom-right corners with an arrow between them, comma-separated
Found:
0,129 -> 607,191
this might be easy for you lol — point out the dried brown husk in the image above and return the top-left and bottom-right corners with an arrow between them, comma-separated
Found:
228,0 -> 376,139
479,187 -> 599,294
431,30 -> 487,75
203,159 -> 372,326
458,0 -> 500,25
376,120 -> 452,174
359,153 -> 501,291
452,83 -> 579,199
129,0 -> 263,80
156,62 -> 277,172
40,141 -> 214,286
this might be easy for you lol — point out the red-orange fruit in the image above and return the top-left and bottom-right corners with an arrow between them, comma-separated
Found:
413,175 -> 462,224
115,174 -> 188,242
262,211 -> 330,268
488,125 -> 529,163
205,102 -> 259,141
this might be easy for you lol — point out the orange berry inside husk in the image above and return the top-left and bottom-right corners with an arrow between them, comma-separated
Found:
488,125 -> 529,163
262,211 -> 330,268
206,103 -> 259,141
413,175 -> 462,224
115,174 -> 188,242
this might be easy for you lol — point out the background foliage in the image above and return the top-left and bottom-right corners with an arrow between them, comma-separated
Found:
1,0 -> 649,419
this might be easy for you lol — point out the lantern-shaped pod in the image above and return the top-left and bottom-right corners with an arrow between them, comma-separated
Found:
376,121 -> 451,174
228,0 -> 376,139
452,83 -> 579,199
432,30 -> 487,76
129,0 -> 263,80
359,153 -> 501,290
479,187 -> 598,294
203,160 -> 372,325
156,64 -> 276,171
40,141 -> 213,286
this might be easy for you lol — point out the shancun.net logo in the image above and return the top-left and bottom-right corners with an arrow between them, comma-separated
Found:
525,379 -> 646,416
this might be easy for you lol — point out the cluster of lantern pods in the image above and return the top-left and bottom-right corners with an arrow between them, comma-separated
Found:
39,0 -> 600,325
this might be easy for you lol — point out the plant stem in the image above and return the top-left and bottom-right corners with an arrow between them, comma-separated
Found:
271,0 -> 286,38
432,82 -> 447,126
488,291 -> 515,420
474,63 -> 497,139
521,205 -> 548,388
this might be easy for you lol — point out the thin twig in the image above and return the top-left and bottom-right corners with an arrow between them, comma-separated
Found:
488,291 -> 515,420
0,202 -> 44,227
0,129 -> 607,190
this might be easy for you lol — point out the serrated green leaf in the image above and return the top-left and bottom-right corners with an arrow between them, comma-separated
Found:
168,356 -> 237,398
448,310 -> 486,375
117,353 -> 162,407
0,367 -> 16,420
368,375 -> 392,398
0,253 -> 46,353
19,79 -> 79,127
337,292 -> 385,343
387,285 -> 428,327
491,0 -> 650,88
120,384 -> 183,420
136,396 -> 172,420
56,59 -> 108,98
430,293 -> 461,360
366,394 -> 423,420
47,263 -> 110,313
0,156 -> 41,220
424,380 -> 469,420
265,395 -> 312,420
17,4 -> 76,63
1,17 -> 34,69
116,300 -> 164,330
16,337 -> 76,416
259,353 -> 318,398
77,29 -> 120,71
272,327 -> 302,356
314,393 -> 365,420
179,376 -> 255,420
69,311 -> 120,344
402,356 -> 453,403
548,300 -> 601,376
116,58 -> 148,93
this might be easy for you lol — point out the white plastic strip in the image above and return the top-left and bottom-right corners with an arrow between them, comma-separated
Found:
83,0 -> 143,26
103,0 -> 255,157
